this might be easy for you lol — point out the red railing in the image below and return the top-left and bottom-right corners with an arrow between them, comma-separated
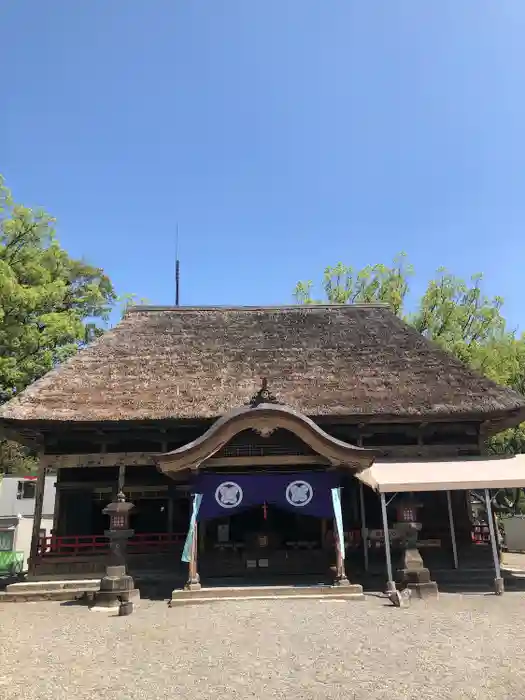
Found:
37,532 -> 185,558
40,526 -> 495,557
37,535 -> 108,556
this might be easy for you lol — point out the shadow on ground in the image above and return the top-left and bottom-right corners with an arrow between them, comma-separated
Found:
0,574 -> 24,592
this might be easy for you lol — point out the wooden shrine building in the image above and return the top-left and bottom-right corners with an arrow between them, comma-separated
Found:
1,304 -> 525,592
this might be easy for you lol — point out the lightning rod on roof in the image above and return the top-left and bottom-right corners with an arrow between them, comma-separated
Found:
175,224 -> 180,306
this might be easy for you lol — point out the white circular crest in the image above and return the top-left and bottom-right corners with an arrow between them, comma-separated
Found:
285,480 -> 313,507
215,481 -> 243,509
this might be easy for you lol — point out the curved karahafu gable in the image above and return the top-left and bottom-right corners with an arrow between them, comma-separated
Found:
155,403 -> 375,473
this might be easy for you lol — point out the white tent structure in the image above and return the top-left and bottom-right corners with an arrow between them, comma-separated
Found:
356,455 -> 525,493
355,455 -> 525,596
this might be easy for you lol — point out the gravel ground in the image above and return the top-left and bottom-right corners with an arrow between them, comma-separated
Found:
1,593 -> 525,700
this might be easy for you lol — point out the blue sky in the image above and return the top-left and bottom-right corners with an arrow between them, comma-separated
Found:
3,1 -> 525,329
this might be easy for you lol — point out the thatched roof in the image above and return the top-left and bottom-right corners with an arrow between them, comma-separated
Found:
1,304 -> 524,424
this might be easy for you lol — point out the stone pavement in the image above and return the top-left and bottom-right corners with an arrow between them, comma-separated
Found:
1,593 -> 525,700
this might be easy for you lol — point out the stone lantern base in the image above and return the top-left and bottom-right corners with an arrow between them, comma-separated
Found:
92,565 -> 141,611
395,522 -> 439,599
397,566 -> 439,599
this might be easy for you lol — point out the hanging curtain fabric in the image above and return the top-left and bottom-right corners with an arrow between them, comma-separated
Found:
192,472 -> 341,521
331,487 -> 345,560
181,493 -> 202,563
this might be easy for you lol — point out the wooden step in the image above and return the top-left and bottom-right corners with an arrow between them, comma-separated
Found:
169,583 -> 364,606
0,578 -> 100,604
5,579 -> 100,594
0,588 -> 96,603
169,593 -> 364,606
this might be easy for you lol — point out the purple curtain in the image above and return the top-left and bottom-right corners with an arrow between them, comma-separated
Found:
193,472 -> 341,521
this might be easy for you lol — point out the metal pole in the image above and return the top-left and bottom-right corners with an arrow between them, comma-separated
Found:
446,490 -> 459,570
359,482 -> 369,572
484,488 -> 504,595
380,492 -> 396,593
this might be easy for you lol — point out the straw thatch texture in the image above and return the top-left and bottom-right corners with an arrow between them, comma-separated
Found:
1,304 -> 524,423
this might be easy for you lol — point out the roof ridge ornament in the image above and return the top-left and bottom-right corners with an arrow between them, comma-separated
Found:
248,378 -> 280,407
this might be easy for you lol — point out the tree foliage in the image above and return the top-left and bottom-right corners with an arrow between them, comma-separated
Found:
294,254 -> 525,457
294,254 -> 412,314
0,176 -> 117,473
118,292 -> 150,318
0,441 -> 37,475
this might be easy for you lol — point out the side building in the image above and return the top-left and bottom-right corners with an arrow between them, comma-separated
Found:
0,474 -> 56,573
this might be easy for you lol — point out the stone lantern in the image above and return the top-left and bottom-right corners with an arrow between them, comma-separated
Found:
92,491 -> 140,613
394,493 -> 438,598
395,494 -> 422,528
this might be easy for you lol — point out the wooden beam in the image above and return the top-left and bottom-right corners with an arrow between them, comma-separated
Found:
0,423 -> 43,449
204,455 -> 329,468
45,436 -> 485,470
42,452 -> 158,469
56,481 -> 116,491
315,412 -> 510,425
43,452 -> 331,470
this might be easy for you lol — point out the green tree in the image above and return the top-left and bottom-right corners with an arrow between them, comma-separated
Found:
295,254 -> 525,458
407,270 -> 511,377
0,441 -> 37,475
118,292 -> 150,318
294,253 -> 413,314
0,175 -> 117,473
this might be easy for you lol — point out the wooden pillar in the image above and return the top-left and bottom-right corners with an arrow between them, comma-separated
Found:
167,497 -> 174,535
191,522 -> 198,580
380,492 -> 396,594
359,481 -> 369,572
333,517 -> 350,586
52,484 -> 61,535
334,518 -> 342,577
28,453 -> 46,576
117,464 -> 126,493
321,518 -> 328,546
334,518 -> 342,574
185,520 -> 201,590
199,519 -> 206,554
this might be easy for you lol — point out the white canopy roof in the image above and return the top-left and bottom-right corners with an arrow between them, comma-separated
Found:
356,455 -> 525,493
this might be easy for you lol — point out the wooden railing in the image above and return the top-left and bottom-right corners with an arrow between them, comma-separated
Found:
37,535 -> 107,556
36,526 -> 489,558
36,532 -> 186,558
128,532 -> 185,551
